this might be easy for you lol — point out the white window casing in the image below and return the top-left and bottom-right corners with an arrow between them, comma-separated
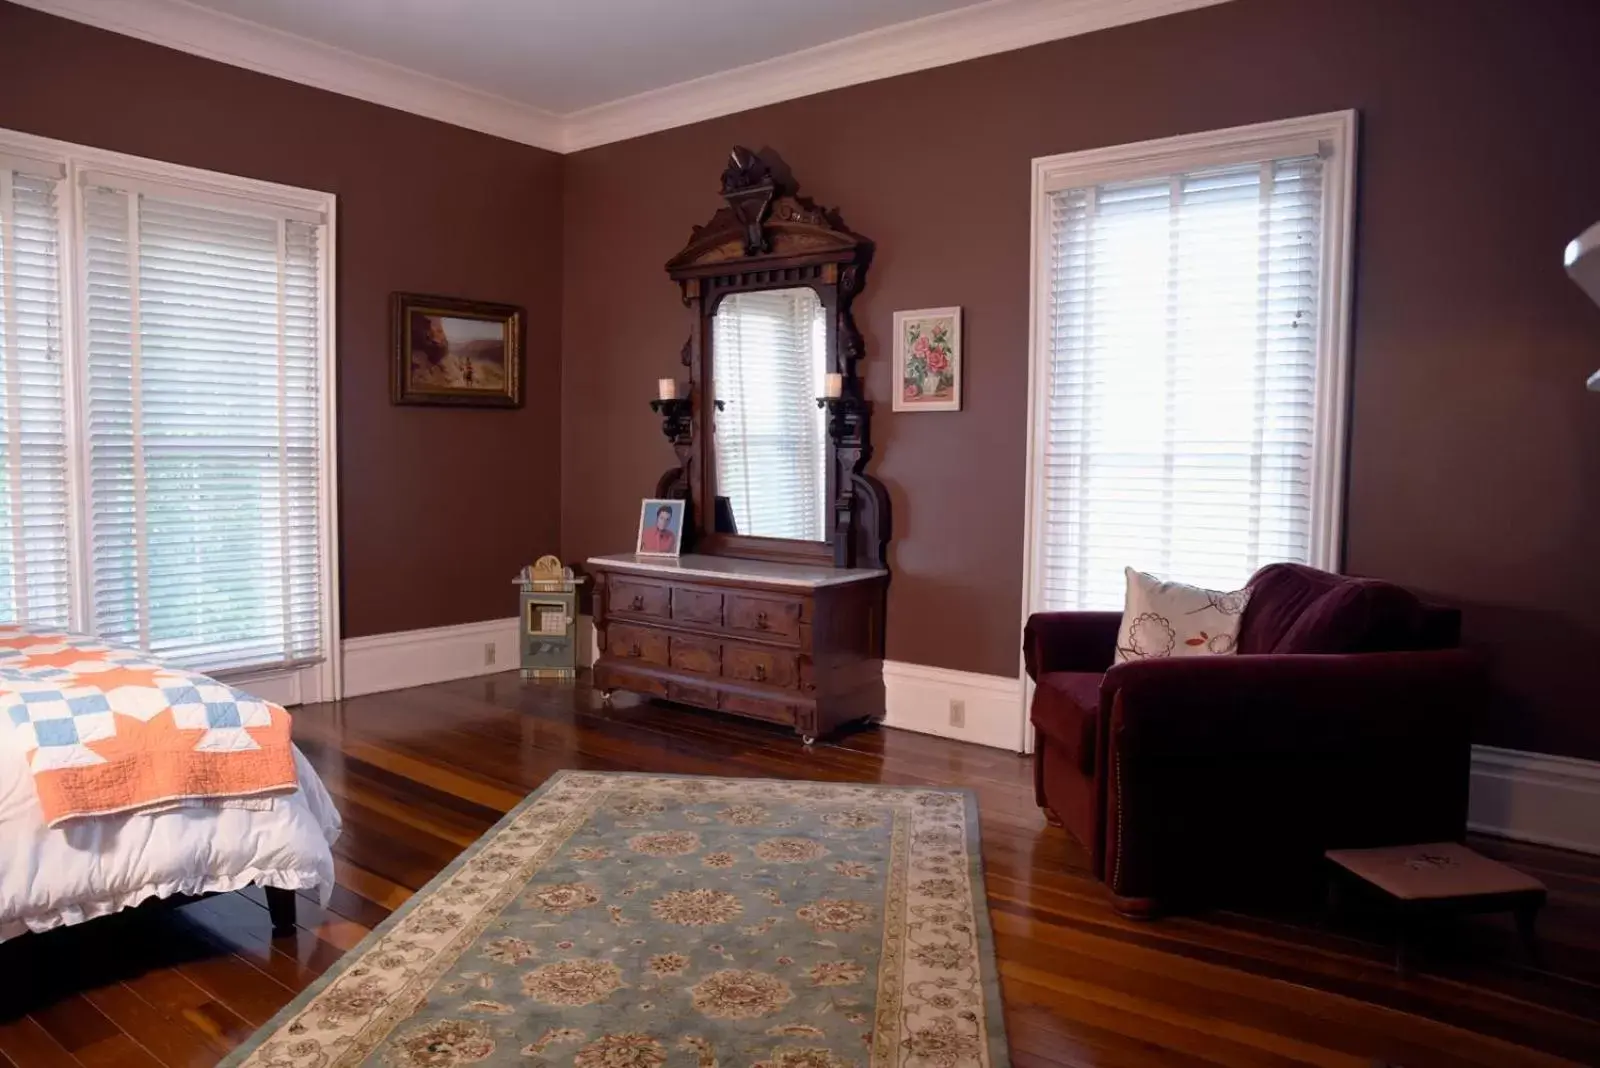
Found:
1017,111 -> 1357,749
0,127 -> 339,704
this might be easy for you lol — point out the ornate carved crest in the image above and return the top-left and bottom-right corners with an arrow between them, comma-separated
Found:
720,147 -> 776,256
666,148 -> 866,287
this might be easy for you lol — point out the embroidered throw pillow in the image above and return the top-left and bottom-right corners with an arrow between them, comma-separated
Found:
1115,568 -> 1251,663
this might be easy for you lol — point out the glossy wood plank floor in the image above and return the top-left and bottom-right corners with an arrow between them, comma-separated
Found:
2,673 -> 1598,1067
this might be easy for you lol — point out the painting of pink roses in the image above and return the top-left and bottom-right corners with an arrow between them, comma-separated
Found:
892,306 -> 962,411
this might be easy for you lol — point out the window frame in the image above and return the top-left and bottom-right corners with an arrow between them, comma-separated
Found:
0,125 -> 341,705
1016,111 -> 1358,752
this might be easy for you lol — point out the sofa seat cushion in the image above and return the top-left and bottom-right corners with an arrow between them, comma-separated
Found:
1030,672 -> 1103,775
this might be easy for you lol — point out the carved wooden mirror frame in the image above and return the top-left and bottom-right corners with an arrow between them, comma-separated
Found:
654,148 -> 890,570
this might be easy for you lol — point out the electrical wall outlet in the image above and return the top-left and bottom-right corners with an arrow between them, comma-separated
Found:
948,699 -> 966,728
484,642 -> 497,666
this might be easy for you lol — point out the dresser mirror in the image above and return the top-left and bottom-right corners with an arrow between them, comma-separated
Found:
711,287 -> 829,543
659,146 -> 890,571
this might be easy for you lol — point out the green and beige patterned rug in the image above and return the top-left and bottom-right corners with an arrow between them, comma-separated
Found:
223,772 -> 1009,1068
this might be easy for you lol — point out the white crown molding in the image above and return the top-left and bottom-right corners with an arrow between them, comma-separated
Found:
558,0 -> 1234,152
9,0 -> 565,151
14,0 -> 1234,154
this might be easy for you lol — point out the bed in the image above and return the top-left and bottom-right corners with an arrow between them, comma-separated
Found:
0,630 -> 341,943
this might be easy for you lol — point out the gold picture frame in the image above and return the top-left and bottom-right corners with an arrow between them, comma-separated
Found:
391,292 -> 524,408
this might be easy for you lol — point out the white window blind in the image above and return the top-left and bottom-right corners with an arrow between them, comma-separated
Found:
713,289 -> 828,541
1038,151 -> 1329,610
0,160 -> 71,629
82,182 -> 324,673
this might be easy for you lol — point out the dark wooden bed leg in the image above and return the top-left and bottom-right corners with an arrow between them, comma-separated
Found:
264,886 -> 297,937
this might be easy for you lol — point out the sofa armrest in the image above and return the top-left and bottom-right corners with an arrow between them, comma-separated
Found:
1103,649 -> 1484,756
1023,611 -> 1121,680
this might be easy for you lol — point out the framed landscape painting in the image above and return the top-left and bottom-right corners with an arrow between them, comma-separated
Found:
893,306 -> 962,412
392,292 -> 524,407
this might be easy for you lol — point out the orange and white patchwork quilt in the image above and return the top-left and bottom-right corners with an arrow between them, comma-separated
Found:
0,627 -> 296,827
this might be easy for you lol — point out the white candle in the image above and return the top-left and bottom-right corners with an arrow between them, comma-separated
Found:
823,372 -> 844,399
657,378 -> 678,401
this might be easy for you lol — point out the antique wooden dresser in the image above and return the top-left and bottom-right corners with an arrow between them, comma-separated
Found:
588,554 -> 886,743
589,146 -> 893,743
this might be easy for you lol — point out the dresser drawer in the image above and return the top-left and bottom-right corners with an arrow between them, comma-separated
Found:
726,594 -> 803,641
611,579 -> 670,620
608,623 -> 668,666
667,680 -> 720,708
722,692 -> 798,726
669,634 -> 721,676
602,666 -> 667,698
723,642 -> 799,689
672,587 -> 724,627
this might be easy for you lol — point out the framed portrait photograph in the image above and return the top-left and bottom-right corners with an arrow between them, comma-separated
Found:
892,306 -> 962,412
635,498 -> 686,558
392,292 -> 524,407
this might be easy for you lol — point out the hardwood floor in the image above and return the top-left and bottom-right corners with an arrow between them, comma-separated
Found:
2,673 -> 1598,1067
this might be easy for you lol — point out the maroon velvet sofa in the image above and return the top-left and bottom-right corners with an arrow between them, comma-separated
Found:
1024,563 -> 1484,917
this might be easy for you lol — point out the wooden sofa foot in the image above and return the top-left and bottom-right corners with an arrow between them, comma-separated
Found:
1110,892 -> 1160,920
264,886 -> 298,937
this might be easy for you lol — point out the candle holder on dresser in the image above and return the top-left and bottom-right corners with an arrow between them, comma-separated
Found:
588,146 -> 892,745
647,395 -> 693,439
817,392 -> 869,444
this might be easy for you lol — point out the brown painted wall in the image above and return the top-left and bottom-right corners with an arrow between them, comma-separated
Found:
0,2 -> 564,638
562,0 -> 1600,759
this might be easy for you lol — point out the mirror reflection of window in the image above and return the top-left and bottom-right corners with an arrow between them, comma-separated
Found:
713,289 -> 828,542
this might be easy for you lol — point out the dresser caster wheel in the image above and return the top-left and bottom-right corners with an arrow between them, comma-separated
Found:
801,735 -> 816,747
599,689 -> 615,704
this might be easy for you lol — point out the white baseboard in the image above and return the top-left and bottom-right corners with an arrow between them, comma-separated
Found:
882,661 -> 1026,751
346,621 -> 1600,856
341,617 -> 521,698
1469,745 -> 1600,856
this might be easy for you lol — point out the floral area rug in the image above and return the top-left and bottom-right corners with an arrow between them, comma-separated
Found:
222,772 -> 1009,1068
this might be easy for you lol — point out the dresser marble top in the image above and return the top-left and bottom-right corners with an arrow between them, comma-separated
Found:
587,553 -> 886,589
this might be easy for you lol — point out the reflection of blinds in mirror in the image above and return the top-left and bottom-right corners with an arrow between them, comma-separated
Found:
713,290 -> 827,542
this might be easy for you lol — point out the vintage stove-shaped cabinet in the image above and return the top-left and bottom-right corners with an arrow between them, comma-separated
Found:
516,557 -> 585,679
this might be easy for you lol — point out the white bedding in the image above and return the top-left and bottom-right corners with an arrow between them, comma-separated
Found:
0,742 -> 341,942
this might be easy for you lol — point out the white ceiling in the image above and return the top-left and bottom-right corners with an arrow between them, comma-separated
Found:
178,0 -> 987,115
17,0 -> 1233,150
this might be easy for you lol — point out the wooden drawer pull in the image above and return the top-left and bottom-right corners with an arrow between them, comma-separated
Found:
753,663 -> 767,682
754,610 -> 769,630
628,643 -> 641,658
629,595 -> 645,611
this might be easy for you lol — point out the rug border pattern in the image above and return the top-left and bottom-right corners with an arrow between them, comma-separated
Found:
217,771 -> 1011,1068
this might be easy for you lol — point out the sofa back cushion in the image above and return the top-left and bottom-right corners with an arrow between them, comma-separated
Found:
1273,579 -> 1424,654
1237,563 -> 1432,655
1236,564 -> 1341,654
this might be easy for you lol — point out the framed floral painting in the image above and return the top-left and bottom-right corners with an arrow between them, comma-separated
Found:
892,306 -> 962,412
